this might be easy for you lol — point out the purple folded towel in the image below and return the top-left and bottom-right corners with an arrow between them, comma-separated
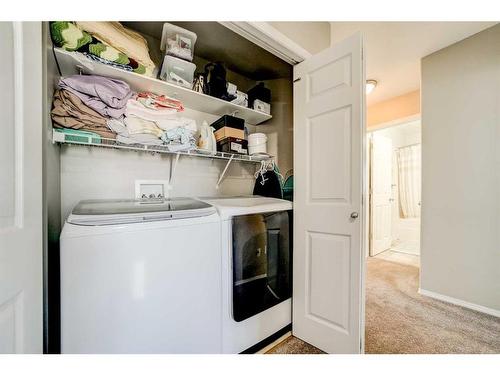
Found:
59,75 -> 133,119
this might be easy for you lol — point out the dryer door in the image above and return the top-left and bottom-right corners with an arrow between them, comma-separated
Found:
231,210 -> 292,322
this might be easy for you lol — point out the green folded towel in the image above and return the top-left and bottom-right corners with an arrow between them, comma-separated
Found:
88,42 -> 130,65
54,128 -> 102,144
132,63 -> 146,75
50,22 -> 92,51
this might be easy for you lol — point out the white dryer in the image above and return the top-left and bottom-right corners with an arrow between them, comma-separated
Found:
201,196 -> 293,353
60,198 -> 222,353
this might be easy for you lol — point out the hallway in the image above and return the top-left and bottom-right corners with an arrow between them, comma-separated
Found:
365,257 -> 500,353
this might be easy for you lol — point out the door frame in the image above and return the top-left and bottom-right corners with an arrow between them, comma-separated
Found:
365,116 -> 422,261
219,22 -> 311,64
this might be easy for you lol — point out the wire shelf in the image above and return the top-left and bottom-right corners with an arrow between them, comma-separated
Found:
52,129 -> 272,164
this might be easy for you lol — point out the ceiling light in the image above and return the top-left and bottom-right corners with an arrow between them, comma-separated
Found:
366,80 -> 378,95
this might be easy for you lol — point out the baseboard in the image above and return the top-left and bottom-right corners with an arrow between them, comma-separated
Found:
418,288 -> 500,318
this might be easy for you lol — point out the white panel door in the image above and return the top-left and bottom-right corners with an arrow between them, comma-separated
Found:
370,135 -> 393,256
0,22 -> 43,353
293,33 -> 365,353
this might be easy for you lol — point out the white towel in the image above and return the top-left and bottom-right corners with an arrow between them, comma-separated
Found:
107,118 -> 163,145
125,98 -> 197,132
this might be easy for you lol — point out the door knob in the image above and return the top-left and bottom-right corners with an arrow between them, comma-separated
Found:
350,212 -> 359,219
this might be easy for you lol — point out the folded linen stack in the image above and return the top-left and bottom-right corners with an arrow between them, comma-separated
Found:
51,89 -> 116,139
114,92 -> 197,151
76,22 -> 156,77
50,21 -> 154,76
107,118 -> 163,146
59,75 -> 132,119
52,74 -> 133,139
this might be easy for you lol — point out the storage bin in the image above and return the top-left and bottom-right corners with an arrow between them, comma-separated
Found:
160,55 -> 196,89
217,137 -> 248,155
160,23 -> 197,62
248,82 -> 271,108
248,133 -> 267,155
214,127 -> 245,142
210,115 -> 245,131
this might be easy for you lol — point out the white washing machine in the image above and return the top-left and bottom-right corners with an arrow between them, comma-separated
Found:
200,196 -> 293,353
60,198 -> 222,353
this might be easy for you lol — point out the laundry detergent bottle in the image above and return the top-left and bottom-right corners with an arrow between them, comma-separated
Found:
198,120 -> 217,154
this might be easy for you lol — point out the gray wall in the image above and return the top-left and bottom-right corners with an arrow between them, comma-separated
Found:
420,24 -> 500,312
268,22 -> 331,54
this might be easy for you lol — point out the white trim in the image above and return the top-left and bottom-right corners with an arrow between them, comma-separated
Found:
13,22 -> 24,229
419,288 -> 500,318
219,22 -> 311,65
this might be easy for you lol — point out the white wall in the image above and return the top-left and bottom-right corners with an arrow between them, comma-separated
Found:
421,24 -> 500,312
372,120 -> 421,255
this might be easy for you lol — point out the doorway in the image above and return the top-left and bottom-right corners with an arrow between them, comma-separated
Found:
367,120 -> 421,265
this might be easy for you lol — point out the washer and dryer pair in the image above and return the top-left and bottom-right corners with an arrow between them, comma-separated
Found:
60,196 -> 292,353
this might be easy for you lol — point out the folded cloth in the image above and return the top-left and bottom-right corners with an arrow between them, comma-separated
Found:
76,22 -> 156,77
54,128 -> 102,144
50,22 -> 92,51
59,75 -> 132,119
161,126 -> 196,151
107,118 -> 163,145
51,89 -> 116,139
88,42 -> 130,65
124,116 -> 164,138
125,97 -> 196,132
83,53 -> 133,72
82,53 -> 147,75
136,92 -> 184,111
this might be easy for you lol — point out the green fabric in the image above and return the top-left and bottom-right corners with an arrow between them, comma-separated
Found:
132,63 -> 146,75
54,128 -> 102,144
88,42 -> 130,65
50,22 -> 91,51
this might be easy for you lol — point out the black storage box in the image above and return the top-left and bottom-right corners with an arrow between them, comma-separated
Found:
248,82 -> 271,108
217,137 -> 248,155
210,115 -> 245,131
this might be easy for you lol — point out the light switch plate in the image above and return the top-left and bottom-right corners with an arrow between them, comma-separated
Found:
134,180 -> 170,199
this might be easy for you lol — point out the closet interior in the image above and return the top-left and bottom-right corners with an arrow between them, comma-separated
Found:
43,21 -> 294,353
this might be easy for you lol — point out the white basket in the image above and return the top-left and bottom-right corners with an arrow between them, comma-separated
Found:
160,23 -> 197,62
160,55 -> 196,89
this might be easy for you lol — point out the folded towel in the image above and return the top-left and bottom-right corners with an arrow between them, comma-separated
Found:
125,97 -> 196,132
54,128 -> 102,144
124,116 -> 164,138
50,22 -> 92,51
76,22 -> 156,77
136,92 -> 184,111
161,126 -> 196,151
107,118 -> 163,146
59,75 -> 132,119
51,89 -> 116,139
88,42 -> 130,65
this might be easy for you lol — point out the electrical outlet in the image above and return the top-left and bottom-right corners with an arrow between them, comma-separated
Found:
134,180 -> 170,199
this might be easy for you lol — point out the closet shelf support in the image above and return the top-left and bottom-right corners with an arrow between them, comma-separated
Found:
216,154 -> 235,189
168,153 -> 181,189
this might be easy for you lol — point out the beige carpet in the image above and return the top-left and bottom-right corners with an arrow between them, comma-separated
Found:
267,257 -> 500,354
266,336 -> 324,354
366,257 -> 500,354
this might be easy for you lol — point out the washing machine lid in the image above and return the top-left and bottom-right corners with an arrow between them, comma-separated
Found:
199,195 -> 293,219
67,198 -> 216,226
